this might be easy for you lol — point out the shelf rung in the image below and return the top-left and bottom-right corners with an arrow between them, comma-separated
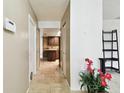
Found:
103,49 -> 118,51
103,32 -> 112,34
104,58 -> 119,61
103,40 -> 117,42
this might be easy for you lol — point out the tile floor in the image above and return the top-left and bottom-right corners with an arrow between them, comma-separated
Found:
109,71 -> 120,93
28,60 -> 120,93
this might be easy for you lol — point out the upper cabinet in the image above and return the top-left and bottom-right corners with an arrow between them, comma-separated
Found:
48,37 -> 59,46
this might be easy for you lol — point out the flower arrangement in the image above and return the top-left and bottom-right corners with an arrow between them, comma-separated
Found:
79,58 -> 112,93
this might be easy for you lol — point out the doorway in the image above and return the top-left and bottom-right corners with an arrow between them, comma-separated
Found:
43,36 -> 60,62
28,14 -> 36,83
39,28 -> 61,73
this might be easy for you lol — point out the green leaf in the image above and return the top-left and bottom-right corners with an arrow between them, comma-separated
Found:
80,83 -> 84,90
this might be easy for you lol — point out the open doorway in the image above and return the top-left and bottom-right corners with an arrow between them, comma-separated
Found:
40,28 -> 61,67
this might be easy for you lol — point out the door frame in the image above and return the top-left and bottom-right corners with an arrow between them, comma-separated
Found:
28,14 -> 37,83
61,24 -> 67,77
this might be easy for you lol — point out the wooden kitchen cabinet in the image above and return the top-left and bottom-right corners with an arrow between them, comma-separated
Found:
43,36 -> 60,61
43,50 -> 59,61
48,37 -> 59,46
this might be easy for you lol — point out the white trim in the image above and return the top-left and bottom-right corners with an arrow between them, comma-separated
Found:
29,14 -> 35,26
33,26 -> 37,74
28,14 -> 30,84
66,79 -> 70,88
26,88 -> 29,93
28,14 -> 37,84
38,21 -> 60,28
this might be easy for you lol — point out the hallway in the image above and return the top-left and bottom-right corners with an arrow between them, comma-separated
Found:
28,61 -> 82,93
3,0 -> 120,93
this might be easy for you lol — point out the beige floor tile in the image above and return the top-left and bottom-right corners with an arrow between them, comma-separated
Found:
28,61 -> 120,93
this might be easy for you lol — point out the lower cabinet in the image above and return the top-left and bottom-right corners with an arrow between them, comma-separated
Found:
43,50 -> 59,61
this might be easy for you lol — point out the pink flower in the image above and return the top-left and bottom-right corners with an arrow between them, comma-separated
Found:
85,58 -> 93,65
85,58 -> 94,74
105,73 -> 112,80
99,72 -> 112,87
101,80 -> 107,87
98,69 -> 104,76
98,69 -> 101,73
87,65 -> 93,74
100,75 -> 106,81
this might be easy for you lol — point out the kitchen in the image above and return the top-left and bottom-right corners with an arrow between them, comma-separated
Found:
40,28 -> 61,62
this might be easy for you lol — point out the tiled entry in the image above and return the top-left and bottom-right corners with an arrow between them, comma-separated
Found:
28,61 -> 83,93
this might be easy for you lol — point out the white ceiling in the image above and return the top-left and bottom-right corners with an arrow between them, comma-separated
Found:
29,0 -> 69,21
29,0 -> 119,21
103,0 -> 120,19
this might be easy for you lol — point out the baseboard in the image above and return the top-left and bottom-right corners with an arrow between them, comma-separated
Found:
58,67 -> 70,88
26,88 -> 29,93
65,79 -> 70,88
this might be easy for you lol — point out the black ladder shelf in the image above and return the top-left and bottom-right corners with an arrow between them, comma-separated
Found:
99,29 -> 120,73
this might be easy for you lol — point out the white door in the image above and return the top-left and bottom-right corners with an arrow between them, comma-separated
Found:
28,15 -> 36,83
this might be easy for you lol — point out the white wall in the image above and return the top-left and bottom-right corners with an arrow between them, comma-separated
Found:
70,0 -> 102,90
103,19 -> 120,31
3,0 -> 38,93
103,0 -> 120,19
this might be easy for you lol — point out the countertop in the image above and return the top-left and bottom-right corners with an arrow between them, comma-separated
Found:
43,48 -> 58,51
